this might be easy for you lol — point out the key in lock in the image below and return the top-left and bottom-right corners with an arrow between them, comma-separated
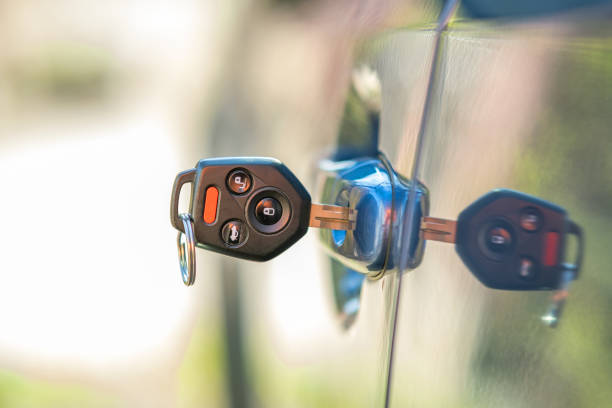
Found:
170,157 -> 585,327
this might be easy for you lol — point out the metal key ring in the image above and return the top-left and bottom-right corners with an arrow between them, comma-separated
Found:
177,213 -> 196,286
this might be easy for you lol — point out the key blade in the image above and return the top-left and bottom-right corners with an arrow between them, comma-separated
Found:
421,216 -> 457,244
309,204 -> 357,231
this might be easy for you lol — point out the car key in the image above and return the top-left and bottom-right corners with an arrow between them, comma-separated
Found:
421,189 -> 583,326
170,157 -> 356,271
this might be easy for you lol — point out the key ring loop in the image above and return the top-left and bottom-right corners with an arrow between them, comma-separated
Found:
177,213 -> 196,286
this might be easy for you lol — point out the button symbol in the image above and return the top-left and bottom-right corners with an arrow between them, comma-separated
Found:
479,220 -> 515,260
230,225 -> 239,243
227,169 -> 252,194
520,208 -> 542,232
221,220 -> 247,246
518,257 -> 537,280
491,233 -> 507,245
235,176 -> 247,191
255,197 -> 283,225
486,226 -> 512,253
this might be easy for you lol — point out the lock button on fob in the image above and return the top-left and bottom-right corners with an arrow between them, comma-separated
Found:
481,221 -> 514,258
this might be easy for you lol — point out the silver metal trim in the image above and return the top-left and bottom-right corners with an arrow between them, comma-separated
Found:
177,213 -> 196,286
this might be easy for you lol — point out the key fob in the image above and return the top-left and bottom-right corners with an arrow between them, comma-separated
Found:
455,189 -> 583,290
170,157 -> 311,261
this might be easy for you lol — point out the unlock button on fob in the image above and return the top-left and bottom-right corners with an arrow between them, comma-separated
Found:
255,197 -> 283,225
478,220 -> 515,260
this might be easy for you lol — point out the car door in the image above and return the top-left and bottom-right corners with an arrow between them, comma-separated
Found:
380,4 -> 612,407
202,1 -> 612,407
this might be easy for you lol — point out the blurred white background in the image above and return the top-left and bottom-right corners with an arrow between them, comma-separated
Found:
0,1 -> 242,405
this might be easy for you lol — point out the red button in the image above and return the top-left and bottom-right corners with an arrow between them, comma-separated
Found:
542,232 -> 560,267
203,186 -> 219,224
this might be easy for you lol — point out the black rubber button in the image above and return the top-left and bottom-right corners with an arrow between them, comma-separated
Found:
520,208 -> 542,232
485,225 -> 513,254
227,169 -> 252,194
221,220 -> 247,246
254,197 -> 282,225
518,257 -> 537,280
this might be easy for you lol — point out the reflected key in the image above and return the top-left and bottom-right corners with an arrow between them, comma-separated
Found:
421,189 -> 583,291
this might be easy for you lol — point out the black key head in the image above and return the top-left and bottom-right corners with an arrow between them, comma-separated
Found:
170,157 -> 311,261
455,189 -> 583,291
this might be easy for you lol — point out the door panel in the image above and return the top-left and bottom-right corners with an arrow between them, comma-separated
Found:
379,19 -> 612,407
372,31 -> 437,166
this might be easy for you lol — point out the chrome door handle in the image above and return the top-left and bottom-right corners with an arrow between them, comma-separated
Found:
314,154 -> 429,279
